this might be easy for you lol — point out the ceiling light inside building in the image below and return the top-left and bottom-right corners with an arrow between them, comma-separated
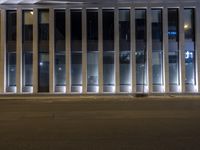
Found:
184,24 -> 189,29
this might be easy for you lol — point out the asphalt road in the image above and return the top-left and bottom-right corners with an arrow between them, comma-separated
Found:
0,96 -> 200,150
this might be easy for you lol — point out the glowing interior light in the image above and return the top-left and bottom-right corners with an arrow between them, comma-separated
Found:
30,11 -> 34,15
128,86 -> 132,93
39,62 -> 43,66
184,24 -> 188,29
112,86 -> 115,93
177,85 -> 181,92
79,86 -> 83,93
96,86 -> 99,93
61,86 -> 66,93
185,51 -> 193,59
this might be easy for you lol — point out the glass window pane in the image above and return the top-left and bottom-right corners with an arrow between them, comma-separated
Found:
103,9 -> 114,52
71,10 -> 82,91
135,9 -> 147,87
119,9 -> 130,51
38,53 -> 49,92
71,53 -> 82,86
103,9 -> 114,92
120,51 -> 130,85
152,9 -> 163,85
87,52 -> 98,86
168,8 -> 179,85
7,52 -> 16,86
23,52 -> 33,86
103,52 -> 114,86
71,9 -> 82,52
87,9 -> 98,92
184,8 -> 195,85
22,10 -> 33,90
6,10 -> 16,90
55,10 -> 66,89
119,9 -> 130,91
38,10 -> 49,92
87,9 -> 98,51
55,53 -> 66,86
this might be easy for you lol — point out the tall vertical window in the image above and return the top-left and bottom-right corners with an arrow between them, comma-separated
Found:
87,9 -> 98,92
168,8 -> 179,87
135,9 -> 147,92
119,9 -> 130,92
71,9 -> 82,92
103,9 -> 114,92
184,8 -> 195,86
38,10 -> 49,92
22,10 -> 33,92
6,10 -> 16,92
55,10 -> 66,92
152,9 -> 163,88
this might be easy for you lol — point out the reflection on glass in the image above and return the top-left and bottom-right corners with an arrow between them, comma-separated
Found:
103,52 -> 114,86
6,10 -> 16,91
22,10 -> 33,91
38,53 -> 49,92
184,8 -> 195,85
135,9 -> 147,88
87,9 -> 98,92
152,9 -> 163,85
55,10 -> 66,90
103,9 -> 114,92
71,10 -> 82,91
119,9 -> 130,92
38,10 -> 49,92
71,53 -> 82,86
87,52 -> 98,86
168,8 -> 179,85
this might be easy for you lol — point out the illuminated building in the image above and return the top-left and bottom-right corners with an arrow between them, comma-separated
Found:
0,0 -> 199,94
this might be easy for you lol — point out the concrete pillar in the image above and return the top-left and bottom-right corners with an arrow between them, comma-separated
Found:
131,6 -> 136,93
16,8 -> 22,93
33,8 -> 38,93
114,8 -> 120,93
195,5 -> 200,92
49,8 -> 55,93
147,7 -> 152,93
66,8 -> 71,94
98,8 -> 103,93
0,10 -> 6,93
179,6 -> 185,93
163,7 -> 169,93
82,8 -> 87,93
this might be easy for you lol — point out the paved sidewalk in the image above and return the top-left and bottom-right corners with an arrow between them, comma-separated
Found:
0,97 -> 200,150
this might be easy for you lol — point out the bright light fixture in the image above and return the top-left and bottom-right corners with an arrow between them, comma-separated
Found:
30,11 -> 34,15
184,24 -> 188,29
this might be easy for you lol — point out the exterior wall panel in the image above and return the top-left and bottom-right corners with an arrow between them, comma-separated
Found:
0,1 -> 199,95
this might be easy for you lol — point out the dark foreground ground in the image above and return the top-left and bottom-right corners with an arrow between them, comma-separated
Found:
0,96 -> 200,150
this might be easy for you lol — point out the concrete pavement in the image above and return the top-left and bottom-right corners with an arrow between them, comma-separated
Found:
0,96 -> 200,150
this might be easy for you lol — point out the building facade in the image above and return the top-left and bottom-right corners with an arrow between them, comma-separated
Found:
0,0 -> 199,94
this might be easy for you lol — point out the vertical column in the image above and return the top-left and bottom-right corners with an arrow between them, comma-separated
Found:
114,8 -> 120,93
0,10 -> 6,93
98,8 -> 103,93
66,8 -> 71,94
33,8 -> 38,93
82,8 -> 87,93
147,7 -> 152,93
16,8 -> 22,93
179,6 -> 185,93
163,7 -> 169,93
49,8 -> 55,93
195,5 -> 200,92
131,6 -> 136,93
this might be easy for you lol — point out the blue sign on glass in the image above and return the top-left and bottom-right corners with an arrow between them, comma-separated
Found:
168,31 -> 177,35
